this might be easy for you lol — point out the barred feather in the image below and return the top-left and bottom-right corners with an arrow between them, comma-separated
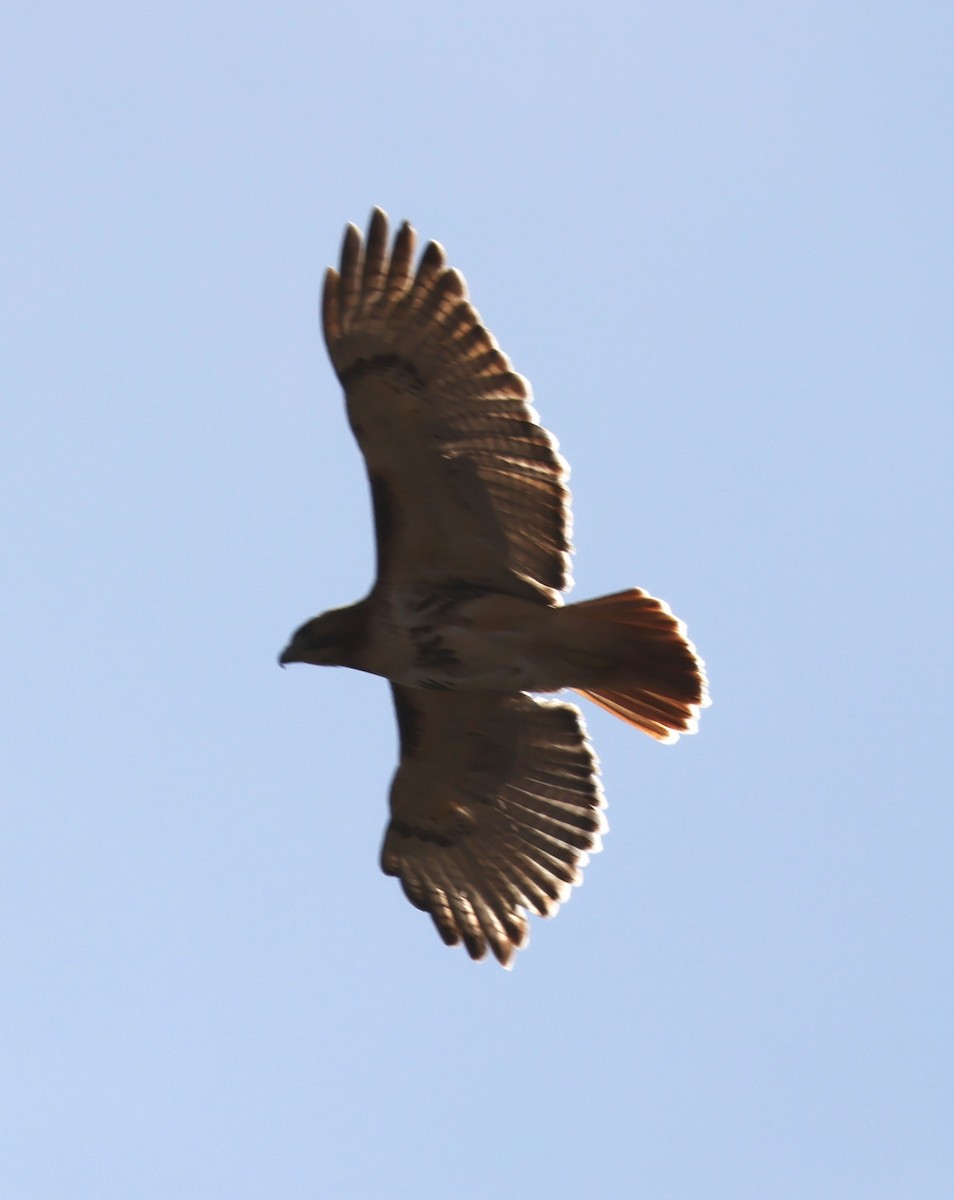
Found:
381,688 -> 604,966
324,208 -> 571,603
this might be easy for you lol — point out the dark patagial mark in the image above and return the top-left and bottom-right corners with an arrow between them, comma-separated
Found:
390,820 -> 456,849
390,806 -> 476,849
369,473 -> 396,580
341,352 -> 426,392
410,581 -> 492,616
391,686 -> 422,759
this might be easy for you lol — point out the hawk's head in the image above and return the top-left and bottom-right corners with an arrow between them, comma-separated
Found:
278,601 -> 368,669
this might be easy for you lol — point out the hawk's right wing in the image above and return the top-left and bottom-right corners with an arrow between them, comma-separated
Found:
380,685 -> 606,967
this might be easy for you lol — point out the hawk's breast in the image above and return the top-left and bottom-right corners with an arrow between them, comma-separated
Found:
363,586 -> 562,693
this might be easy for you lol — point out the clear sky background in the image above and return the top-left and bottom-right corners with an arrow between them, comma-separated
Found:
3,3 -> 952,1197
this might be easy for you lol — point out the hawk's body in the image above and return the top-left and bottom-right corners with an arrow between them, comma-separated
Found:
280,210 -> 708,966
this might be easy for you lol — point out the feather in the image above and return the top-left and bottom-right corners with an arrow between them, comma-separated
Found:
324,209 -> 571,602
283,211 -> 709,967
381,688 -> 603,963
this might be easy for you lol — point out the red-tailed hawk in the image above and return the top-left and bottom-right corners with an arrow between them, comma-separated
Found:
280,209 -> 708,966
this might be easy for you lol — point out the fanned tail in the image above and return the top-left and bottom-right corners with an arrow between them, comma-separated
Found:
566,588 -> 709,743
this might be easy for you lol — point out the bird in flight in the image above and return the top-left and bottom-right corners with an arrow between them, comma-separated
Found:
280,209 -> 708,966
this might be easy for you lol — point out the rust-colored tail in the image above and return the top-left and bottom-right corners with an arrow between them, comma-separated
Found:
566,588 -> 709,743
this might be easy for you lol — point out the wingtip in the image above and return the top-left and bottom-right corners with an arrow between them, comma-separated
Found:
341,220 -> 363,260
367,206 -> 392,244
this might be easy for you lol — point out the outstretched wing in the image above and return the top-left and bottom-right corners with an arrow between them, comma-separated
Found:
323,209 -> 572,604
381,685 -> 605,966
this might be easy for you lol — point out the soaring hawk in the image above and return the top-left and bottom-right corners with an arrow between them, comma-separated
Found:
280,209 -> 708,966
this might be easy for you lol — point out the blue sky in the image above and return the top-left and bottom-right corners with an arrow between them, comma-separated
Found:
3,3 -> 952,1197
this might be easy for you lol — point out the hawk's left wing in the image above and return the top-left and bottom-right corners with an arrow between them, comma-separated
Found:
323,209 -> 572,604
381,686 -> 606,966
